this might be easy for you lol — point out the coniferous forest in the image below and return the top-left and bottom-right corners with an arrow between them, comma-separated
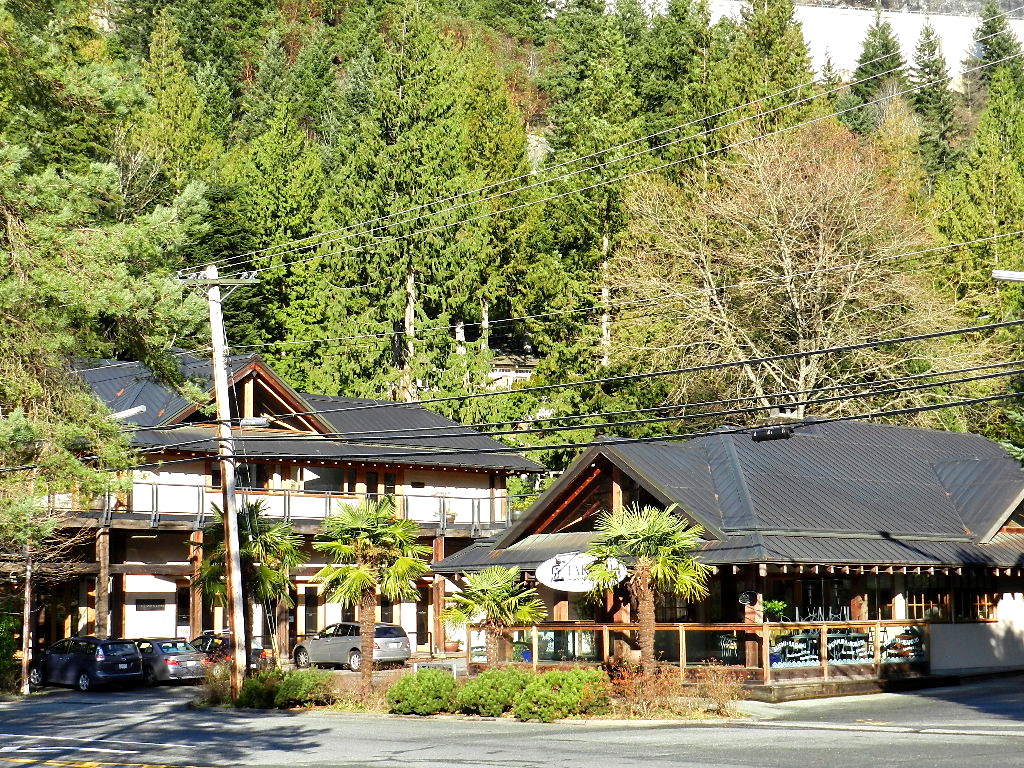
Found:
4,0 -> 1024,475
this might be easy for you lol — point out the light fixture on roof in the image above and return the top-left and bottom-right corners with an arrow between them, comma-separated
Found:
111,405 -> 147,420
239,417 -> 270,428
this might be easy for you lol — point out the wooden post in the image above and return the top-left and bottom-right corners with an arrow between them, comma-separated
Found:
820,624 -> 829,679
189,530 -> 203,637
602,625 -> 611,662
95,528 -> 110,638
761,623 -> 771,684
610,466 -> 623,512
531,625 -> 539,672
873,621 -> 881,675
678,624 -> 686,678
465,625 -> 471,665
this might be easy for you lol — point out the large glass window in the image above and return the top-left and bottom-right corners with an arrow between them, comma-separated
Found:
301,466 -> 344,493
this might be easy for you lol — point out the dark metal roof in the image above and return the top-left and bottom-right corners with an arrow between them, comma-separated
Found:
434,530 -> 1024,573
465,420 -> 1024,572
605,421 -> 1024,543
134,426 -> 542,472
75,355 -> 544,473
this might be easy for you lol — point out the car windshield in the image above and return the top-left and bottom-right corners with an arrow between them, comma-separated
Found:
102,642 -> 138,656
374,626 -> 407,639
157,641 -> 197,654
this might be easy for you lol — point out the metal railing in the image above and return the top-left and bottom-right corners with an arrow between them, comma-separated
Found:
467,620 -> 931,683
47,482 -> 510,529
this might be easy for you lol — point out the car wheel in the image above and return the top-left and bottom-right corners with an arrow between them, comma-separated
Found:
294,648 -> 310,669
76,672 -> 92,692
348,650 -> 361,672
142,666 -> 157,687
28,666 -> 44,689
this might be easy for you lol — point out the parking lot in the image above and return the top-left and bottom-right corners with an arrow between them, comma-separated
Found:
0,674 -> 1022,767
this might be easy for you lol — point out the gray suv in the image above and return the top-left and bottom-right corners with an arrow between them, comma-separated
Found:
292,622 -> 410,671
29,637 -> 143,691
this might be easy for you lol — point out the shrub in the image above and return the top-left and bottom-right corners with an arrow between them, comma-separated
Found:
606,658 -> 691,718
273,669 -> 336,708
457,667 -> 529,717
199,662 -> 232,706
0,615 -> 19,693
386,668 -> 457,715
512,668 -> 611,722
236,669 -> 284,709
688,662 -> 747,717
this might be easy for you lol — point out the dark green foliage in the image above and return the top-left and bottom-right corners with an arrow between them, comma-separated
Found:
0,614 -> 18,692
235,668 -> 336,708
386,668 -> 459,715
273,668 -> 337,708
911,22 -> 961,183
458,667 -> 530,716
511,668 -> 611,722
236,669 -> 285,708
841,8 -> 907,134
964,0 -> 1024,106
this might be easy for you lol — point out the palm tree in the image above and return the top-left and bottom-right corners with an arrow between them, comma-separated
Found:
443,566 -> 547,665
586,504 -> 711,669
194,500 -> 304,668
312,496 -> 429,687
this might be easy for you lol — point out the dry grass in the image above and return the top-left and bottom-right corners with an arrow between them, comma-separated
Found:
687,662 -> 748,717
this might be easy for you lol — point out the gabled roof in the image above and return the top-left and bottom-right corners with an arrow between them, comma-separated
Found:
442,420 -> 1024,573
74,354 -> 544,473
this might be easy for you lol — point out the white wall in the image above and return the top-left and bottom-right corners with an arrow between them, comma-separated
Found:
930,593 -> 1024,674
709,1 -> 1024,85
404,469 -> 493,524
122,574 -> 178,639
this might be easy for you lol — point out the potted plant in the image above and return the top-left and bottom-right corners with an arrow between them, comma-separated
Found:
763,599 -> 788,621
443,639 -> 462,653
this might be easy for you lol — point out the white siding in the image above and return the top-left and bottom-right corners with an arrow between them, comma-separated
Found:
123,574 -> 178,638
930,593 -> 1024,674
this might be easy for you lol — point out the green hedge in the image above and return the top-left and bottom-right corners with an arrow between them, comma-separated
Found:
456,667 -> 529,717
386,668 -> 458,715
236,668 -> 335,709
511,668 -> 611,722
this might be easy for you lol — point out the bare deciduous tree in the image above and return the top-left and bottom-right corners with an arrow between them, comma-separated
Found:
610,121 -> 1001,426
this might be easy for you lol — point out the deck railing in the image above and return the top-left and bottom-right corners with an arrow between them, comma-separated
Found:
47,482 -> 509,529
467,620 -> 930,684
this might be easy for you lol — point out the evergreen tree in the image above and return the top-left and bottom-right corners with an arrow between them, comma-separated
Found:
236,28 -> 288,141
936,67 -> 1024,318
840,8 -> 907,134
726,0 -> 814,132
911,22 -> 960,184
631,0 -> 730,178
136,11 -> 221,192
963,0 -> 1024,107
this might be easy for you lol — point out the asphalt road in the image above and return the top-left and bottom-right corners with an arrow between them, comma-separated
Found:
1,676 -> 1022,768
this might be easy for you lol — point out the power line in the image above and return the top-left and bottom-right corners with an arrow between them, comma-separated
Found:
120,318 -> 1024,454
222,229 -> 1024,351
124,363 -> 1024,450
194,8 -> 1022,275
231,52 -> 1024,290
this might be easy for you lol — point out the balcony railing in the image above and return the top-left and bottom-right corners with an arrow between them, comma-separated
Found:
47,482 -> 509,530
465,620 -> 931,684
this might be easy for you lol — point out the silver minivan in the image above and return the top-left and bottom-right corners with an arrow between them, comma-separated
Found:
292,622 -> 411,671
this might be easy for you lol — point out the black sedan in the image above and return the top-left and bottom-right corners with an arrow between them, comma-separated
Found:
29,637 -> 143,691
132,638 -> 210,685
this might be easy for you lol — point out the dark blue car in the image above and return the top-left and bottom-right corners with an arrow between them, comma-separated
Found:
29,636 -> 143,691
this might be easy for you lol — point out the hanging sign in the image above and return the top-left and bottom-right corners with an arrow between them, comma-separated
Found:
535,552 -> 627,593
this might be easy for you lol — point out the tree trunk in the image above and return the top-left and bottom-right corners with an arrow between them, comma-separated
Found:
241,572 -> 253,675
20,543 -> 32,695
633,565 -> 656,670
359,589 -> 377,689
398,260 -> 418,402
485,623 -> 499,666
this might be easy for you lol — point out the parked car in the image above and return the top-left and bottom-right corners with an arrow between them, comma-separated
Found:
190,632 -> 274,670
292,622 -> 411,671
28,636 -> 143,692
131,638 -> 209,685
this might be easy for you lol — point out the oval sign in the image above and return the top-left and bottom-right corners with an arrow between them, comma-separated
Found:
535,552 -> 627,593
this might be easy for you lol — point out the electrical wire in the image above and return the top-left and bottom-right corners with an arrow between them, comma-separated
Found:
193,8 -> 1022,275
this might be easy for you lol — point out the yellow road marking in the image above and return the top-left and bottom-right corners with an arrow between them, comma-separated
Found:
0,758 -> 220,768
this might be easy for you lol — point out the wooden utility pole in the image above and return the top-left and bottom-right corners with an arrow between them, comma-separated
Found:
202,263 -> 248,699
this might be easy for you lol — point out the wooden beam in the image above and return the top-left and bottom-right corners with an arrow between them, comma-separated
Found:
610,465 -> 623,513
95,529 -> 110,638
528,465 -> 602,537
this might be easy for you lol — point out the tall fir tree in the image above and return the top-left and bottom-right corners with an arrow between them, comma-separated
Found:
911,22 -> 960,185
725,0 -> 814,133
135,11 -> 221,193
840,8 -> 907,134
963,0 -> 1024,108
936,67 -> 1024,318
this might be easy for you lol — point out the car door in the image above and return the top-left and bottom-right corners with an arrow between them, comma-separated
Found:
337,623 -> 359,664
304,624 -> 334,664
67,640 -> 94,685
42,639 -> 71,685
